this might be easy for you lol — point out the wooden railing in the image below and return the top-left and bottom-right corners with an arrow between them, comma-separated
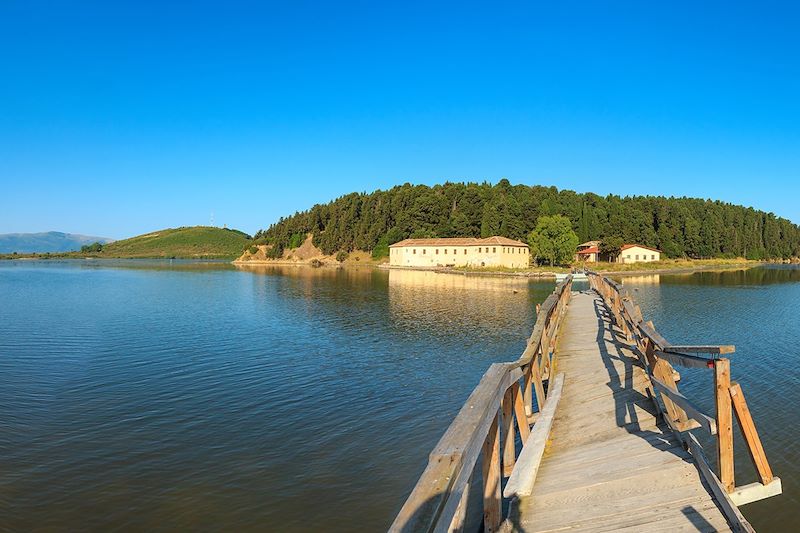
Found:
389,276 -> 573,533
588,272 -> 781,525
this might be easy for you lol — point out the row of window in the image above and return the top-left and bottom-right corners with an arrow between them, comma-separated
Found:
625,254 -> 657,260
397,247 -> 528,255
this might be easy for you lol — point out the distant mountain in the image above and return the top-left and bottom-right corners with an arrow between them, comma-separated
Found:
0,232 -> 114,253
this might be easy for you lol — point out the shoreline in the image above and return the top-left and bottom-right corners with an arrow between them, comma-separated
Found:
232,259 -> 769,279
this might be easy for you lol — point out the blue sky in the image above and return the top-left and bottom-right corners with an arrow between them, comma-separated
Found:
1,1 -> 799,238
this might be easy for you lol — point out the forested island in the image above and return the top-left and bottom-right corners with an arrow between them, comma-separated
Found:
254,180 -> 800,261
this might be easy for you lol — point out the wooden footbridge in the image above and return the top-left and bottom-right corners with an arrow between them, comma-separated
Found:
390,273 -> 781,532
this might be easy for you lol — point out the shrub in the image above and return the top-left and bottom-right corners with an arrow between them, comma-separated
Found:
336,251 -> 349,262
266,243 -> 284,259
80,242 -> 104,253
288,233 -> 305,249
248,245 -> 258,255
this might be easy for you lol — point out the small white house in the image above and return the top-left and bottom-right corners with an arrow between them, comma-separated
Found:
617,244 -> 661,263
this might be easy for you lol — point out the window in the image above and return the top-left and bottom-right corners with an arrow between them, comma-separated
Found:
443,249 -> 447,254
436,249 -> 439,255
423,249 -> 426,255
493,247 -> 496,253
626,255 -> 631,259
635,255 -> 639,260
478,247 -> 482,253
463,249 -> 467,255
454,249 -> 457,255
413,249 -> 416,254
652,255 -> 656,260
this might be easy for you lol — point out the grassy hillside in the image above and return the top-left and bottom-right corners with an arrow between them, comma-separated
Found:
98,226 -> 251,259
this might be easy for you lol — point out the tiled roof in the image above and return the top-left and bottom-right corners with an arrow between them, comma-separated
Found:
576,246 -> 599,254
389,236 -> 528,248
620,243 -> 662,253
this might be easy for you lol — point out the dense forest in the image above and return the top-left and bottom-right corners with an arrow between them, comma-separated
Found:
254,180 -> 800,260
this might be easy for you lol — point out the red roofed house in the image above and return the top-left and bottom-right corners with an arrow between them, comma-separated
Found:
575,240 -> 600,262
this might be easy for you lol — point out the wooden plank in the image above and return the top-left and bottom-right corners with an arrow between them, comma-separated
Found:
655,350 -> 715,370
646,339 -> 689,428
523,363 -> 533,416
714,358 -> 735,493
482,412 -> 501,533
667,345 -> 736,355
512,382 -> 531,444
651,376 -> 717,435
530,356 -> 546,412
686,434 -> 756,533
447,478 -> 470,533
388,458 -> 456,532
503,373 -> 565,498
430,364 -> 507,460
638,322 -> 671,351
502,387 -> 515,477
729,478 -> 782,507
729,382 -> 773,485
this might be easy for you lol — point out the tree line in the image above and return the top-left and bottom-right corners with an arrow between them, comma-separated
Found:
254,180 -> 800,260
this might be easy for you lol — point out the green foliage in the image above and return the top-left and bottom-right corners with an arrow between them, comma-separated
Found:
287,232 -> 305,249
266,243 -> 284,258
528,215 -> 579,266
100,226 -> 251,259
248,245 -> 258,254
336,251 -> 349,262
80,242 -> 104,253
254,182 -> 800,260
599,237 -> 624,259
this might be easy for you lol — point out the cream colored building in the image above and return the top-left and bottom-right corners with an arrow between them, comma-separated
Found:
617,244 -> 661,263
389,236 -> 529,268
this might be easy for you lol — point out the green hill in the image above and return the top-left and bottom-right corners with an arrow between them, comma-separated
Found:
97,226 -> 251,259
255,180 -> 800,260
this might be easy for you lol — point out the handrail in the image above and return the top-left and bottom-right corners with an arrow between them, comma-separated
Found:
587,271 -> 780,517
390,276 -> 573,533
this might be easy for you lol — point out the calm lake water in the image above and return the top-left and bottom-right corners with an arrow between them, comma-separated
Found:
0,261 -> 797,531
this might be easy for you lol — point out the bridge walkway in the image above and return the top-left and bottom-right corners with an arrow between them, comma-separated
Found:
510,291 -> 732,532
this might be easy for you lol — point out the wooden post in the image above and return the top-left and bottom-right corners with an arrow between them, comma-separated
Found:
512,382 -> 531,444
502,387 -> 516,477
730,382 -> 774,485
715,358 -> 735,493
644,332 -> 689,427
524,364 -> 533,416
449,478 -> 470,532
530,356 -> 546,410
482,412 -> 501,533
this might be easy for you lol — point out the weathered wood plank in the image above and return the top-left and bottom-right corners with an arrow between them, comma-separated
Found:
730,381 -> 773,485
651,376 -> 717,435
667,345 -> 736,355
503,373 -> 565,498
686,434 -> 756,533
482,413 -> 501,532
512,382 -> 531,444
714,358 -> 735,493
729,478 -> 782,507
655,349 -> 715,370
502,387 -> 516,477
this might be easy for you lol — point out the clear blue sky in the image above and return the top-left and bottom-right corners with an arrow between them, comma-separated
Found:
2,1 -> 799,239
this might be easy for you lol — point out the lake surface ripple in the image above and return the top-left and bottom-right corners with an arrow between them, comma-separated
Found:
0,261 -> 796,531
